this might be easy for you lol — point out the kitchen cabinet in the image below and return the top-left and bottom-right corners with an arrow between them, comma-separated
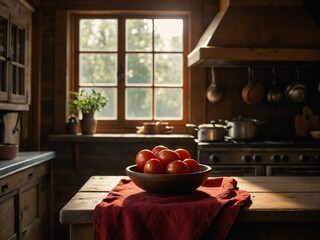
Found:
0,152 -> 55,240
0,0 -> 33,111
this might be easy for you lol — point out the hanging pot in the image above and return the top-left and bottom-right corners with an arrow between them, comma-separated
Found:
206,67 -> 224,103
242,67 -> 265,105
186,121 -> 229,141
267,67 -> 283,104
285,68 -> 307,103
225,116 -> 265,140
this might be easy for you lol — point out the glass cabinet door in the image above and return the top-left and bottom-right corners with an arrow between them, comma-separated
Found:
0,13 -> 9,101
9,19 -> 27,103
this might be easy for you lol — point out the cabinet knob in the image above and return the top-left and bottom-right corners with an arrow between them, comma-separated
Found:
1,183 -> 8,193
281,155 -> 289,162
209,154 -> 219,163
242,155 -> 252,163
272,155 -> 281,162
28,172 -> 34,180
299,155 -> 310,162
253,155 -> 262,162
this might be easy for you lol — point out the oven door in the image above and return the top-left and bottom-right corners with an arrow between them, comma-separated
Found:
266,165 -> 320,176
210,165 -> 264,177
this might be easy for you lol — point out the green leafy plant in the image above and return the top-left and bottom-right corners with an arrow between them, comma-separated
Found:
69,89 -> 108,114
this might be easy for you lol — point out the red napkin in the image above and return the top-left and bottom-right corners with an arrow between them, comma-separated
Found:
94,177 -> 250,240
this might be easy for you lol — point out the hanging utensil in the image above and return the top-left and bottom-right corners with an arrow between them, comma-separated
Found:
241,67 -> 265,105
206,67 -> 224,104
267,67 -> 283,104
285,68 -> 307,103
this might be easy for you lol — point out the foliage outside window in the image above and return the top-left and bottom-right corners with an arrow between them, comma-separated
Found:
73,13 -> 189,131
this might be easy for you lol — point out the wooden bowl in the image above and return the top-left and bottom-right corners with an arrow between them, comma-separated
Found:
0,144 -> 19,160
125,164 -> 212,196
311,131 -> 320,139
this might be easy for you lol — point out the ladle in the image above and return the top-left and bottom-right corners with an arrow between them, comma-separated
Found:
206,67 -> 223,103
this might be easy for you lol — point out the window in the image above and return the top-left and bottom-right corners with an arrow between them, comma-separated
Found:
72,13 -> 189,131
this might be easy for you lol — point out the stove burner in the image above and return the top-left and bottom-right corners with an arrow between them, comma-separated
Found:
198,136 -> 320,147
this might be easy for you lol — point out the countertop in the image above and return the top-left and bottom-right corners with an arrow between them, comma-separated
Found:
60,176 -> 320,224
0,151 -> 56,178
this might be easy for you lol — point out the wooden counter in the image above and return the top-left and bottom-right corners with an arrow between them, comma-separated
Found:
60,176 -> 320,240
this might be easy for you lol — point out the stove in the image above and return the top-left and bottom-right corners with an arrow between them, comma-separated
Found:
197,139 -> 320,176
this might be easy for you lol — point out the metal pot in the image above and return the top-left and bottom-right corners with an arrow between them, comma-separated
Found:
285,68 -> 307,103
186,121 -> 229,142
225,116 -> 264,140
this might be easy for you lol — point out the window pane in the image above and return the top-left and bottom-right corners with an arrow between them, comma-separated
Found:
17,28 -> 25,64
80,53 -> 117,85
11,24 -> 16,61
95,88 -> 117,120
126,19 -> 152,51
155,88 -> 182,119
154,19 -> 183,51
126,53 -> 152,85
0,61 -> 5,91
78,87 -> 116,120
155,53 -> 183,86
0,16 -> 6,57
80,19 -> 117,51
126,88 -> 152,119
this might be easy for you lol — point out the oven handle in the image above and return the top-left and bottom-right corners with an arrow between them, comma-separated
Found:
213,168 -> 250,174
288,170 -> 320,174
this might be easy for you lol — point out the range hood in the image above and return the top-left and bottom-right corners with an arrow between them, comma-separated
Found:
188,0 -> 320,67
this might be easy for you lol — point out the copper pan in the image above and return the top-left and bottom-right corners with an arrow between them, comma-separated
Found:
242,67 -> 265,105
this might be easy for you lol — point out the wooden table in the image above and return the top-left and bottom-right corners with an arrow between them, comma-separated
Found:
60,176 -> 320,240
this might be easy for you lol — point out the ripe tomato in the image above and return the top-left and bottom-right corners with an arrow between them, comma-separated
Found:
175,148 -> 192,160
157,149 -> 180,168
166,160 -> 189,174
183,159 -> 201,173
152,145 -> 168,156
135,149 -> 156,172
143,158 -> 165,174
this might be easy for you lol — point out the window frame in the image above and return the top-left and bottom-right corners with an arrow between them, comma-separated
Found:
70,12 -> 190,132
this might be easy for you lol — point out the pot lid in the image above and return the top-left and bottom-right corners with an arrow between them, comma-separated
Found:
188,0 -> 320,67
199,123 -> 226,129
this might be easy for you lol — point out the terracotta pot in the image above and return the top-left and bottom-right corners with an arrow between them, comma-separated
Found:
0,144 -> 18,160
80,112 -> 97,134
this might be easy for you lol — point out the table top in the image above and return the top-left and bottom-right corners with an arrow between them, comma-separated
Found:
59,176 -> 320,225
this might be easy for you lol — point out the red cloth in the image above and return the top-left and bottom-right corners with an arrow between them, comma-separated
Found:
94,177 -> 250,240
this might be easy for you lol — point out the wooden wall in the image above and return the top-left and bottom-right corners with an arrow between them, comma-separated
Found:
35,0 -> 213,239
27,0 -> 320,239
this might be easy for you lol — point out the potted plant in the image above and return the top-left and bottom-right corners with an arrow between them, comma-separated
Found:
69,89 -> 108,134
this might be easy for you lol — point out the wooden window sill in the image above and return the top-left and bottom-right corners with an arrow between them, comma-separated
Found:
48,133 -> 195,143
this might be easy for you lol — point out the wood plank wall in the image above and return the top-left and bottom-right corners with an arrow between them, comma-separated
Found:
35,1 -> 210,239
28,0 -> 320,239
